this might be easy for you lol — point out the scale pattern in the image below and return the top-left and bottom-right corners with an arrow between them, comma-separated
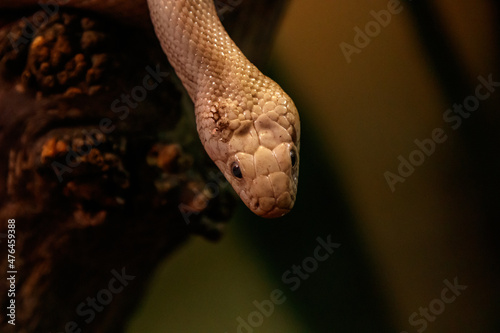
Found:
149,0 -> 301,217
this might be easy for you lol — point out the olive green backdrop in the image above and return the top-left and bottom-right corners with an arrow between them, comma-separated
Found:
128,1 -> 500,332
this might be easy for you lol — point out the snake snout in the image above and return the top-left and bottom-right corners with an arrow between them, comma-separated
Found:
242,170 -> 297,218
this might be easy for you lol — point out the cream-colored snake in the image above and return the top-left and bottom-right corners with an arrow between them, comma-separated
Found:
3,0 -> 301,218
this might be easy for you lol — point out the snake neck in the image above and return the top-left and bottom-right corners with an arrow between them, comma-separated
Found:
147,0 -> 282,160
147,0 -> 252,100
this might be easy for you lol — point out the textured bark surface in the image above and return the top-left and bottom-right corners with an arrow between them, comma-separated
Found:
0,1 -> 289,332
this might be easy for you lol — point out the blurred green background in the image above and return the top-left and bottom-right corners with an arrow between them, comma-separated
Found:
128,0 -> 500,332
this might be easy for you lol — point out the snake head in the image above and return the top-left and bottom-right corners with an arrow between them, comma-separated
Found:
147,0 -> 301,217
207,97 -> 300,218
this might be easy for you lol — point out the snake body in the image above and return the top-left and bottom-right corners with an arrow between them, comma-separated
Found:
148,0 -> 300,218
1,0 -> 300,217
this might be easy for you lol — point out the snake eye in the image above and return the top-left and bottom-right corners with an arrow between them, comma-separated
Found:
290,149 -> 297,167
231,162 -> 243,179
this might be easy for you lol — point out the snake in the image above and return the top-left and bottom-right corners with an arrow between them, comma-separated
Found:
2,0 -> 301,218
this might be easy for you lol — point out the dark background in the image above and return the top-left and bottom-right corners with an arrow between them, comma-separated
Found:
128,1 -> 500,332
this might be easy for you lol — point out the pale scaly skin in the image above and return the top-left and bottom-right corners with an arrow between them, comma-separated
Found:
148,0 -> 300,218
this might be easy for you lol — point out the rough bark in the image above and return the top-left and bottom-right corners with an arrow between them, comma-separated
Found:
0,1 -> 289,332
